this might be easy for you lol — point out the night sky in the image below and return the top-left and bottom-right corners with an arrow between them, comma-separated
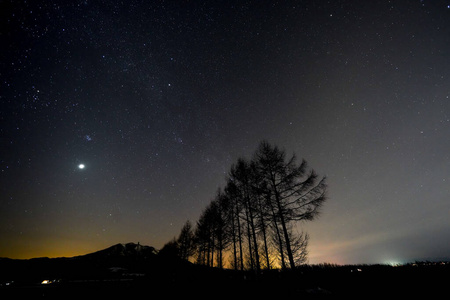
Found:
1,0 -> 449,265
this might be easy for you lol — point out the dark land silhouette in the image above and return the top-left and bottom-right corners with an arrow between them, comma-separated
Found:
1,242 -> 448,298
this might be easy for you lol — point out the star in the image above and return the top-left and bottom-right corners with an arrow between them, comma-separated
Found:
78,164 -> 85,169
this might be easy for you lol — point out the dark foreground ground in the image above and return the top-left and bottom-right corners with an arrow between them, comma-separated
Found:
1,243 -> 448,298
1,262 -> 448,298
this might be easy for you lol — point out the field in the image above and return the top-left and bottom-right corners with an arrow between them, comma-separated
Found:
1,259 -> 448,298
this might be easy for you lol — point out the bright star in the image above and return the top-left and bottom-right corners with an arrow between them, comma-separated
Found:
78,164 -> 85,169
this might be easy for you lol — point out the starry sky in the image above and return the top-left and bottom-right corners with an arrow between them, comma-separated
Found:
1,0 -> 449,265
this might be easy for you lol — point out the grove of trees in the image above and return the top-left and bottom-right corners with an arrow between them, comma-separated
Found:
165,141 -> 327,271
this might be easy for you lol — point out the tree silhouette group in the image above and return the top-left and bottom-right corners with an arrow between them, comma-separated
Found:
165,141 -> 327,271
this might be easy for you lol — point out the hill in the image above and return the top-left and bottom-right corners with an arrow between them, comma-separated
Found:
79,242 -> 157,259
0,243 -> 160,281
0,242 -> 200,297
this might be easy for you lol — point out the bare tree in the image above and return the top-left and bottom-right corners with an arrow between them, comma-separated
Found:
176,141 -> 327,270
228,158 -> 261,273
271,224 -> 309,267
177,220 -> 195,261
214,189 -> 231,269
224,179 -> 245,271
194,206 -> 213,266
253,140 -> 327,269
290,230 -> 309,266
159,238 -> 179,258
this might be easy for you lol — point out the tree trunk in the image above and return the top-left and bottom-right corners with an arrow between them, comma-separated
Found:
258,194 -> 271,269
235,197 -> 244,271
274,188 -> 296,269
248,196 -> 261,273
244,202 -> 254,270
269,197 -> 286,269
231,206 -> 238,271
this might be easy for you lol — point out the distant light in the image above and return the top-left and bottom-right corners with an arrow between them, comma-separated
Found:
385,260 -> 402,266
78,164 -> 85,169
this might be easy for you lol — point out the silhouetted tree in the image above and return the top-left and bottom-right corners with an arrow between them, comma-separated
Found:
271,224 -> 309,266
193,196 -> 229,268
224,179 -> 245,271
228,158 -> 261,273
250,161 -> 273,270
159,238 -> 179,258
194,207 -> 212,266
253,141 -> 327,269
214,189 -> 232,269
290,230 -> 309,265
180,141 -> 327,270
266,190 -> 287,269
177,220 -> 195,261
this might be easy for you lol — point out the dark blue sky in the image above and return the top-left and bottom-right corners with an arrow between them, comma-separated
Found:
1,0 -> 449,264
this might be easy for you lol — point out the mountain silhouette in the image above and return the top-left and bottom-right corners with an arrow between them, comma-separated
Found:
81,242 -> 157,258
0,242 -> 163,284
75,242 -> 157,265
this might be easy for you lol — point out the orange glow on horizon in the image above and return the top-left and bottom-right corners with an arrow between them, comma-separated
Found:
1,239 -> 108,259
